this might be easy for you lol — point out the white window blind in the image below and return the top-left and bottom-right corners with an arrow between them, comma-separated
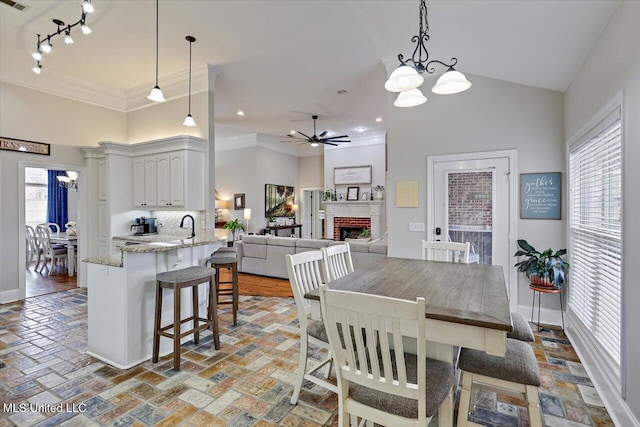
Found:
569,108 -> 622,369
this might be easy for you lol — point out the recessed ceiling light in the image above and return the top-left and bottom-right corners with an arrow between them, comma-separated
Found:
290,130 -> 296,134
237,110 -> 245,116
356,127 -> 366,133
376,117 -> 382,122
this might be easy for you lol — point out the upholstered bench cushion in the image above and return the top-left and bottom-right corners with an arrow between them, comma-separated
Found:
508,312 -> 534,342
349,352 -> 454,418
458,338 -> 541,386
156,266 -> 215,284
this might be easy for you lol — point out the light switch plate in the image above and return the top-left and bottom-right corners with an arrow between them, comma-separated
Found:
408,222 -> 425,232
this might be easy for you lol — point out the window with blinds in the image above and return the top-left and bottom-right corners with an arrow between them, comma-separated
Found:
569,108 -> 622,372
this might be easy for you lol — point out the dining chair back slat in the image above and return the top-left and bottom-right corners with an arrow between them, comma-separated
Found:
421,240 -> 471,263
322,243 -> 354,282
39,222 -> 60,233
35,224 -> 67,275
320,286 -> 453,425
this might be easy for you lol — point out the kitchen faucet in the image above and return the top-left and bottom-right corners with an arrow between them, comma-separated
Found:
180,214 -> 196,238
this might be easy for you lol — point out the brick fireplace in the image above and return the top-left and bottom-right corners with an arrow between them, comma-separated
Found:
334,217 -> 372,240
323,201 -> 384,240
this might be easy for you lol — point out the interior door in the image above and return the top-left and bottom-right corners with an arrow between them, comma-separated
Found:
302,189 -> 323,239
433,158 -> 511,290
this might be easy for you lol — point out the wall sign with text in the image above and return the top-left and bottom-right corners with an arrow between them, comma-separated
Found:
520,172 -> 561,219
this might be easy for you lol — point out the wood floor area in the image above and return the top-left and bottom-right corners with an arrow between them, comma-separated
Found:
25,266 -> 77,298
220,269 -> 293,298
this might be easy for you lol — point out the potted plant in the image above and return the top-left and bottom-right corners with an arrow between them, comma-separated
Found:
373,185 -> 384,200
359,228 -> 371,239
223,218 -> 245,241
514,239 -> 569,288
267,215 -> 277,227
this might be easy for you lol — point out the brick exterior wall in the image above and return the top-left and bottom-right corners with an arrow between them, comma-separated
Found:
333,217 -> 371,240
448,172 -> 493,227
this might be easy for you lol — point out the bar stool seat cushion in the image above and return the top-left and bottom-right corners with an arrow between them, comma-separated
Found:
209,253 -> 237,264
156,266 -> 215,284
508,312 -> 535,342
458,339 -> 540,386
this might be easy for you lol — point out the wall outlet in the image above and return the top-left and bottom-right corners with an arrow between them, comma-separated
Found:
408,222 -> 425,232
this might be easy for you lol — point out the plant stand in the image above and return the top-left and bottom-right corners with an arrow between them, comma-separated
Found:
529,284 -> 564,332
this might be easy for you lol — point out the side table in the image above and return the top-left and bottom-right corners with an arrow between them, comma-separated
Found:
530,283 -> 564,331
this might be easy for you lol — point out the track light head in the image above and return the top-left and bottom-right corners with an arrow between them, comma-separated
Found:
64,29 -> 74,44
82,0 -> 94,13
41,40 -> 52,53
32,50 -> 42,61
32,63 -> 42,74
81,23 -> 92,34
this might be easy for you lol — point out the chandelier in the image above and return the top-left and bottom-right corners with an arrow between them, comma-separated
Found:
56,171 -> 78,190
31,1 -> 94,74
384,0 -> 471,107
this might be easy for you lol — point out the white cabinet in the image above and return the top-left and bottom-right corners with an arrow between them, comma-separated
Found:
132,149 -> 202,209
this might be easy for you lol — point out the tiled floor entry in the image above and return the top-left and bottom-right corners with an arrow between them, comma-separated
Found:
0,289 -> 614,426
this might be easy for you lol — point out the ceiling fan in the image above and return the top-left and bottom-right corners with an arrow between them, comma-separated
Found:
282,115 -> 350,147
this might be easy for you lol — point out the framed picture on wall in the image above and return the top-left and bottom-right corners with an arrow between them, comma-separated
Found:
347,186 -> 359,201
265,184 -> 295,217
234,193 -> 245,210
334,165 -> 372,185
520,172 -> 561,219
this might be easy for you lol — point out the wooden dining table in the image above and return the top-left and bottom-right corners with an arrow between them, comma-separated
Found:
49,232 -> 78,277
304,257 -> 513,426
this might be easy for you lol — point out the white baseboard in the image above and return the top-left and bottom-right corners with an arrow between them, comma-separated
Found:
564,314 -> 640,427
0,288 -> 21,304
516,305 -> 564,328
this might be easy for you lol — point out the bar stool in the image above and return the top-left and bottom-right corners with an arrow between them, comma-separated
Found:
153,266 -> 220,371
208,247 -> 239,326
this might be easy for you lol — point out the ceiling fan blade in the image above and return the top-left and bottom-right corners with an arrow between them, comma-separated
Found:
297,131 -> 313,140
319,131 -> 328,138
325,140 -> 350,143
323,134 -> 349,140
321,141 -> 338,146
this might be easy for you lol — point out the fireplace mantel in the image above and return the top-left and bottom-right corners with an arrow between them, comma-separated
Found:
323,200 -> 384,239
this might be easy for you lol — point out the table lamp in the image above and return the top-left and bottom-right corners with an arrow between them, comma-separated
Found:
292,204 -> 298,224
244,208 -> 251,234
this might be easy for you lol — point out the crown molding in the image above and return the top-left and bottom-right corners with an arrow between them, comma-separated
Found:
1,67 -> 127,111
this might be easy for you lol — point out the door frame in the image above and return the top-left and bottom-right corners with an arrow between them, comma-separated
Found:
18,161 -> 87,301
427,150 -> 518,310
301,186 -> 323,239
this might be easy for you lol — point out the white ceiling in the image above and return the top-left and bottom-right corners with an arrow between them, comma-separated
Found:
0,0 -> 619,149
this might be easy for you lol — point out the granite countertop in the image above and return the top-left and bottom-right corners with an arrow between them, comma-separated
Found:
84,230 -> 226,266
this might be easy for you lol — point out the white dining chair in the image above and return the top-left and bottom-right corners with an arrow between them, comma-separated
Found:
421,240 -> 471,263
38,222 -> 60,233
285,251 -> 337,405
35,224 -> 67,275
319,285 -> 455,427
25,225 -> 42,269
321,243 -> 354,283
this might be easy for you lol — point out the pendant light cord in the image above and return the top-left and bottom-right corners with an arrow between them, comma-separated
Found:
188,39 -> 192,114
154,0 -> 159,85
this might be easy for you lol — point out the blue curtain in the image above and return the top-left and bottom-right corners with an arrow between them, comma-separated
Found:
47,170 -> 68,232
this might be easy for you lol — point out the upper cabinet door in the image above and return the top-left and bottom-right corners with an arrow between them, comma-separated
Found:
144,156 -> 157,207
133,157 -> 146,207
169,151 -> 185,206
156,153 -> 171,207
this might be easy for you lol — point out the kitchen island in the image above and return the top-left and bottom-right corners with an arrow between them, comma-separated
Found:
84,230 -> 224,369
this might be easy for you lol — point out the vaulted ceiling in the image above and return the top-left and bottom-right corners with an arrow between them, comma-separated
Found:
0,0 -> 619,147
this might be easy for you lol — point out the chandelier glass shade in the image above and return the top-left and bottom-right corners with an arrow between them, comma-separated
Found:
385,0 -> 470,105
56,171 -> 78,189
31,3 -> 94,74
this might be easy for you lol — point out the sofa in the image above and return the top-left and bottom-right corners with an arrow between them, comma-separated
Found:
234,235 -> 388,279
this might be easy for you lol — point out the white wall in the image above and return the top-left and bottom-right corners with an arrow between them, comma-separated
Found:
299,155 -> 323,189
386,74 -> 565,309
324,143 -> 386,198
0,83 -> 127,299
126,92 -> 207,143
564,1 -> 640,421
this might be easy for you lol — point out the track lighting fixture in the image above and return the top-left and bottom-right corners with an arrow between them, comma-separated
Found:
147,0 -> 166,102
183,36 -> 197,127
385,0 -> 471,107
30,2 -> 94,75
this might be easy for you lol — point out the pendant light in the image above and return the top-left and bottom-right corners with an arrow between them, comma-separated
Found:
147,0 -> 166,102
183,35 -> 196,126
